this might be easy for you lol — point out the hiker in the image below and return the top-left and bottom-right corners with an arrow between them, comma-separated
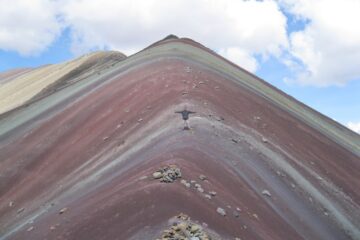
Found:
175,109 -> 196,130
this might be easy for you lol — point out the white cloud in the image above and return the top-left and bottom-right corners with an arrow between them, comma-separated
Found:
219,47 -> 258,72
280,0 -> 360,86
346,122 -> 360,134
0,0 -> 62,56
1,0 -> 360,87
59,0 -> 288,72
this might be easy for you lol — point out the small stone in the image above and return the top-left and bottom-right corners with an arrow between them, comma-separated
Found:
190,225 -> 200,233
59,207 -> 67,214
103,136 -> 109,141
197,187 -> 204,193
233,211 -> 240,218
180,179 -> 190,188
216,207 -> 226,216
139,176 -> 148,180
291,183 -> 296,188
209,191 -> 217,196
199,175 -> 207,181
195,183 -> 201,189
262,137 -> 268,143
137,118 -> 143,122
17,208 -> 25,214
190,180 -> 196,184
252,214 -> 259,220
204,194 -> 212,200
27,226 -> 34,232
231,139 -> 238,143
50,226 -> 56,231
261,190 -> 272,197
9,201 -> 13,207
236,207 -> 241,212
152,172 -> 163,179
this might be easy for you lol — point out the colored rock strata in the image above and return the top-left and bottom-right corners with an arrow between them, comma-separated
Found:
0,35 -> 359,240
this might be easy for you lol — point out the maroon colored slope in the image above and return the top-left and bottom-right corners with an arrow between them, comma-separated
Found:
0,37 -> 359,240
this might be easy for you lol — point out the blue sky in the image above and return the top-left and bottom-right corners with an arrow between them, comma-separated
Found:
0,0 -> 359,132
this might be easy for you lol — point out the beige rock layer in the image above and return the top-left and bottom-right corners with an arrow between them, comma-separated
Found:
0,51 -> 124,115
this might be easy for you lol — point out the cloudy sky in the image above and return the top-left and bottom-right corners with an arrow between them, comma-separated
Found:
0,0 -> 359,133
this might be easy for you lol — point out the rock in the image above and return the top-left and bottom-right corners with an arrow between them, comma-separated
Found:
194,183 -> 201,189
59,207 -> 68,214
17,208 -> 25,214
199,175 -> 207,181
252,213 -> 259,220
204,194 -> 212,200
262,190 -> 272,197
27,226 -> 34,232
231,139 -> 238,143
190,180 -> 197,184
236,207 -> 241,212
139,176 -> 148,180
190,225 -> 200,233
216,207 -> 226,216
153,165 -> 182,183
180,180 -> 191,188
262,137 -> 268,143
209,191 -> 217,196
50,226 -> 56,231
153,172 -> 163,179
233,210 -> 240,218
9,201 -> 13,207
197,187 -> 204,193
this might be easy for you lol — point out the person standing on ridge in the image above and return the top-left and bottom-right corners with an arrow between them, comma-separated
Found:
175,107 -> 196,130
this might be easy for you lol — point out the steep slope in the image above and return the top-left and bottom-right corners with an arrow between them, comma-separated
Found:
0,36 -> 359,240
0,51 -> 126,115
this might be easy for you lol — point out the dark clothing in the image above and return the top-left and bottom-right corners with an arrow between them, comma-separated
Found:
175,110 -> 195,120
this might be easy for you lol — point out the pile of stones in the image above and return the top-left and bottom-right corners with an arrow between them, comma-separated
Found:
157,214 -> 212,240
152,165 -> 182,183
